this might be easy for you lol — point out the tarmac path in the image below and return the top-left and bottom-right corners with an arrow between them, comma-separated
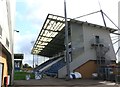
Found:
12,76 -> 120,87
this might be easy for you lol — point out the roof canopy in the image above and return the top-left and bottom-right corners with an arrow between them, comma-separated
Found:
31,14 -> 69,57
31,14 -> 117,57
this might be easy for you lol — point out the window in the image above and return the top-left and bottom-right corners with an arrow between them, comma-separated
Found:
95,36 -> 99,44
6,38 -> 9,47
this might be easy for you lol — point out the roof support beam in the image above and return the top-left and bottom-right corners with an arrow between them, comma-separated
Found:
40,41 -> 50,43
44,29 -> 60,32
48,18 -> 65,23
40,35 -> 54,38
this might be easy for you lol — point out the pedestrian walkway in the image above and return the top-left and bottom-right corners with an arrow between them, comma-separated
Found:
13,76 -> 120,87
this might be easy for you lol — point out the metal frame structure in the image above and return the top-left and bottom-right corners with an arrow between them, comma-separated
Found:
31,14 -> 71,57
31,9 -> 119,57
31,11 -> 118,80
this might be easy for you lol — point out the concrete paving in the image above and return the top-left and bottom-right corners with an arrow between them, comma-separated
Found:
12,77 -> 120,87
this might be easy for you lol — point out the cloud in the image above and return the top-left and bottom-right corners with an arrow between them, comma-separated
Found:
16,0 -> 118,28
14,31 -> 37,66
14,31 -> 37,52
21,0 -> 64,21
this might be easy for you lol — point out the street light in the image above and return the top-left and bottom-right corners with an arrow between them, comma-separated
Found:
31,41 -> 35,69
64,0 -> 70,80
11,29 -> 19,85
14,30 -> 19,32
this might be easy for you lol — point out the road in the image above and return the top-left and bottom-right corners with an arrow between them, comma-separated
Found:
12,76 -> 120,87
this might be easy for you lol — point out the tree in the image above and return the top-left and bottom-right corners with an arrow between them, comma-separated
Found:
23,63 -> 32,68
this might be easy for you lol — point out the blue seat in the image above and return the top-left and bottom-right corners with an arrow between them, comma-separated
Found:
44,58 -> 66,77
33,58 -> 58,72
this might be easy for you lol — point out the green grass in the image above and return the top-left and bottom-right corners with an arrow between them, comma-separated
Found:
14,71 -> 35,80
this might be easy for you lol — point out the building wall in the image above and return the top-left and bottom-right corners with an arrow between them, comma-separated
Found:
0,0 -> 14,53
83,24 -> 116,61
70,21 -> 116,61
58,22 -> 87,78
70,22 -> 84,60
74,60 -> 97,78
0,52 -> 8,86
58,21 -> 116,78
0,0 -> 15,85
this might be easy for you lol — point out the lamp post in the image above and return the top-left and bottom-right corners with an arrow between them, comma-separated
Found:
64,0 -> 70,80
33,55 -> 34,68
31,41 -> 35,69
11,30 -> 19,85
14,30 -> 19,33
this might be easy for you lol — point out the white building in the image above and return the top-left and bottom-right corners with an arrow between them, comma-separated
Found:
32,14 -> 117,79
0,0 -> 15,86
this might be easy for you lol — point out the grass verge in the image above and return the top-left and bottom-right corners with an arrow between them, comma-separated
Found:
14,71 -> 35,80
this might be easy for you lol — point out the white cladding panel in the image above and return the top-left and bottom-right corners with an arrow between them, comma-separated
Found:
70,22 -> 116,61
83,24 -> 116,61
0,0 -> 15,54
